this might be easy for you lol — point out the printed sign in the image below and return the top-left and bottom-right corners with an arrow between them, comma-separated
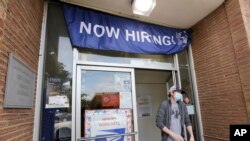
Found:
45,77 -> 69,108
137,96 -> 152,118
114,74 -> 131,92
4,54 -> 35,108
85,109 -> 133,141
64,5 -> 191,55
186,105 -> 195,115
119,92 -> 132,109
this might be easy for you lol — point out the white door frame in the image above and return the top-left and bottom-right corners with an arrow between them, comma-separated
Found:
75,65 -> 139,141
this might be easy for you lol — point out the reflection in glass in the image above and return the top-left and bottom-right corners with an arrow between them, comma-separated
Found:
81,71 -> 131,102
80,70 -> 134,140
178,49 -> 201,141
41,3 -> 73,141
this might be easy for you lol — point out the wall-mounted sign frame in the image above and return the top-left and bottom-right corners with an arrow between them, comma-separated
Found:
3,53 -> 36,108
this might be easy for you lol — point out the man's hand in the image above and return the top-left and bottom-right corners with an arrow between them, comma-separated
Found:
162,126 -> 184,141
189,135 -> 195,141
169,132 -> 184,141
187,125 -> 195,141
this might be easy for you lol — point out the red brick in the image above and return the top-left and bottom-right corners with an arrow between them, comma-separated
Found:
192,0 -> 250,140
0,0 -> 44,140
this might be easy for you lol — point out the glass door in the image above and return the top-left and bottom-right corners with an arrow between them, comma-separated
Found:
76,66 -> 138,141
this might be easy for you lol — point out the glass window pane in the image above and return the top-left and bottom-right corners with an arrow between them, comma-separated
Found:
80,70 -> 135,140
178,49 -> 201,141
42,3 -> 73,141
180,68 -> 192,99
178,49 -> 189,67
78,48 -> 174,68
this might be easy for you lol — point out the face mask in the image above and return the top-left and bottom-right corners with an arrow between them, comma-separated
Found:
174,92 -> 183,101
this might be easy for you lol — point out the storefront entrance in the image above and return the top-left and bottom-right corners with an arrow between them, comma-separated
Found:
41,2 -> 201,141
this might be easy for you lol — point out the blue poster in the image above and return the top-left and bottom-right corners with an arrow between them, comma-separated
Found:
63,5 -> 192,54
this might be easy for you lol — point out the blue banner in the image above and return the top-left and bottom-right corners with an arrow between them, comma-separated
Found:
63,5 -> 192,54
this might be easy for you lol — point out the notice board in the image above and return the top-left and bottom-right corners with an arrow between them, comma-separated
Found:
3,53 -> 36,108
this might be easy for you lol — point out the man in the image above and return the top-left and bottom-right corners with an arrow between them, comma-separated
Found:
156,85 -> 195,141
181,90 -> 191,105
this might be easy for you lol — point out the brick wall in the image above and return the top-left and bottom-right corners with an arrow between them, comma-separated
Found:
192,0 -> 250,140
0,0 -> 44,140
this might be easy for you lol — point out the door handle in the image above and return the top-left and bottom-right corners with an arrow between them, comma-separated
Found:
78,132 -> 137,141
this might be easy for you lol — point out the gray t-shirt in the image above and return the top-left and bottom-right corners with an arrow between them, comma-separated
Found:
167,103 -> 182,141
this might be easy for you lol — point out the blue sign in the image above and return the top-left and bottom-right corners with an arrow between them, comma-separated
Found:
96,128 -> 125,141
63,5 -> 192,54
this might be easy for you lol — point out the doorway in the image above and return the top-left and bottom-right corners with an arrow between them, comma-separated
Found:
135,69 -> 173,141
74,64 -> 200,141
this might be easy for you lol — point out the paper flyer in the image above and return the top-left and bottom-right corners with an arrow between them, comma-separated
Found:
137,96 -> 152,118
85,109 -> 133,141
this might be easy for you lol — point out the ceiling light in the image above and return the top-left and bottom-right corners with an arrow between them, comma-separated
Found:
132,0 -> 156,16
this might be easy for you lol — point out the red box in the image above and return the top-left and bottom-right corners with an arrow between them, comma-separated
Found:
101,93 -> 120,107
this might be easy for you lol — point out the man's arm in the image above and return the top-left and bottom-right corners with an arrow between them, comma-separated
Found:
156,102 -> 166,129
183,103 -> 195,141
162,127 -> 184,141
187,125 -> 195,141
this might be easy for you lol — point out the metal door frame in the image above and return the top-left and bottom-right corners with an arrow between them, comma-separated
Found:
71,48 -> 181,141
